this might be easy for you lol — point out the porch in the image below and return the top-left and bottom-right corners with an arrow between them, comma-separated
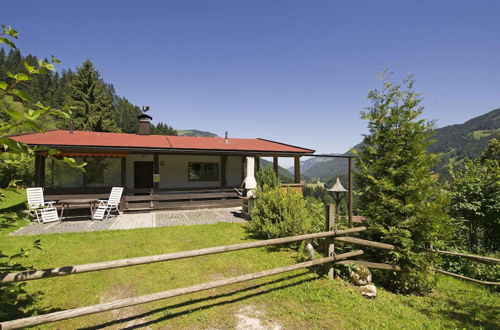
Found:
35,152 -> 304,212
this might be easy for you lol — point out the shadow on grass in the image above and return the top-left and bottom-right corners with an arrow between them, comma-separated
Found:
78,272 -> 319,330
0,283 -> 62,323
415,280 -> 500,329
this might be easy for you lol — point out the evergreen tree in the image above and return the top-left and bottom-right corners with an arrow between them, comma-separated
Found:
114,97 -> 141,133
151,121 -> 177,135
354,75 -> 451,294
70,60 -> 118,132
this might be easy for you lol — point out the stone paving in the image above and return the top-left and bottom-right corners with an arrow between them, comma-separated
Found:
10,207 -> 245,236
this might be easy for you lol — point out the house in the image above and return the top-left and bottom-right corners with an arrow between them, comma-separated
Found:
11,116 -> 315,211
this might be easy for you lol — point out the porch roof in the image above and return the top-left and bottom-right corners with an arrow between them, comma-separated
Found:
11,130 -> 315,154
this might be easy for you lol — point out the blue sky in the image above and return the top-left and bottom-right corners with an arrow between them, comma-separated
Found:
3,0 -> 499,165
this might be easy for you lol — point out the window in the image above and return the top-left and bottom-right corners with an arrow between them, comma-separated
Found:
85,158 -> 121,187
188,162 -> 219,181
45,157 -> 121,188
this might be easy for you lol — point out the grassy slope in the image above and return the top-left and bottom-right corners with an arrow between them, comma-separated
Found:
0,222 -> 498,329
0,189 -> 26,211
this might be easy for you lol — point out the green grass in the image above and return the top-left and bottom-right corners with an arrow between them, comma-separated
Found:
0,222 -> 498,329
0,188 -> 26,211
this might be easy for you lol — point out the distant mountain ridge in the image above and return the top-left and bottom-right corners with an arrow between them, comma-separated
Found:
299,108 -> 500,182
177,129 -> 219,137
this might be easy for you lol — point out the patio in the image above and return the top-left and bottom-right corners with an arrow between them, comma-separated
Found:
11,207 -> 245,236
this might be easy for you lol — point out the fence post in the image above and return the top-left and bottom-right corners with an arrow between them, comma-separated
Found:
325,204 -> 336,279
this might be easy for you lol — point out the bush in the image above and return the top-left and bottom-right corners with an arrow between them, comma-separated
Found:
256,167 -> 280,191
249,188 -> 324,240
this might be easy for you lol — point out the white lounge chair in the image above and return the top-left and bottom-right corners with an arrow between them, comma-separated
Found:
26,187 -> 56,222
40,207 -> 60,223
92,187 -> 124,220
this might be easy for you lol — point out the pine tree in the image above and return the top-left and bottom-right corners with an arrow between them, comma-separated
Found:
114,97 -> 141,133
70,60 -> 118,132
354,75 -> 451,294
151,122 -> 177,135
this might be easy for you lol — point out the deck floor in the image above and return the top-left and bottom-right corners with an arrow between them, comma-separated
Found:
10,207 -> 245,236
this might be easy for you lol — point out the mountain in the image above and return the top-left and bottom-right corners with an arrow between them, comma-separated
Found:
302,108 -> 500,182
428,108 -> 499,175
177,129 -> 219,137
286,154 -> 337,174
260,159 -> 295,183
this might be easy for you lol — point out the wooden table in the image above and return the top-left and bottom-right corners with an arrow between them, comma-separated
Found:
59,198 -> 98,220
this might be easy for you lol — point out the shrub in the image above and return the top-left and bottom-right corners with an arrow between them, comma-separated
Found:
250,188 -> 324,239
256,167 -> 280,191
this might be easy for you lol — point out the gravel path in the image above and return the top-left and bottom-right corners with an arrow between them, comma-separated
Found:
10,207 -> 245,236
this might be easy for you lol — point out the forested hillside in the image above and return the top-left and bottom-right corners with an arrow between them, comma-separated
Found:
0,49 -> 176,135
429,108 -> 499,175
301,108 -> 499,182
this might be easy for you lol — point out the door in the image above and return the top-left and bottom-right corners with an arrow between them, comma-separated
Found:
134,161 -> 153,189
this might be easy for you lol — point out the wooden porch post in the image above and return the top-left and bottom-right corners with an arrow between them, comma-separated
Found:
34,153 -> 45,187
255,156 -> 260,174
348,157 -> 353,228
153,154 -> 159,208
121,157 -> 127,189
120,157 -> 127,212
241,156 -> 245,183
220,155 -> 227,187
272,157 -> 278,174
294,156 -> 301,184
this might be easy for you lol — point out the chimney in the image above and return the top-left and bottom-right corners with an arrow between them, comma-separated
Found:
138,106 -> 152,135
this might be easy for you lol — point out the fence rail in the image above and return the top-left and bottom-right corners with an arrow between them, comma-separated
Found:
427,249 -> 500,264
0,227 -> 366,284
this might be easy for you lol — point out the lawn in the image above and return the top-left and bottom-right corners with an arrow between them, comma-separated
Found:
0,220 -> 498,329
0,188 -> 26,212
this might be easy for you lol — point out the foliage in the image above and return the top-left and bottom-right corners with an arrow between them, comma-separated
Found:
0,24 -> 86,321
302,184 -> 334,205
448,150 -> 499,253
69,60 -> 119,132
0,48 -> 177,135
151,121 -> 178,135
249,187 -> 324,240
256,167 -> 280,191
439,137 -> 500,282
354,74 -> 452,294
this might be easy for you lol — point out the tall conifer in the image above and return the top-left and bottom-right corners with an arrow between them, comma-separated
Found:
70,60 -> 117,132
355,74 -> 451,294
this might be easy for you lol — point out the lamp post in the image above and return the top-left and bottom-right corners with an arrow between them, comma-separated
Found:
327,177 -> 348,225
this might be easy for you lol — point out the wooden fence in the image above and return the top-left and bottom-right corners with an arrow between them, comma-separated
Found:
1,227 -> 375,329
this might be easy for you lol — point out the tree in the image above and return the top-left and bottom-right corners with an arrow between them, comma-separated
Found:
448,137 -> 500,252
0,24 -> 83,321
113,96 -> 141,133
354,74 -> 451,294
70,60 -> 118,132
151,121 -> 177,135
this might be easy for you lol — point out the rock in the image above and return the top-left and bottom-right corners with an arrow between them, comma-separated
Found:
305,243 -> 315,260
350,266 -> 372,285
359,284 -> 377,298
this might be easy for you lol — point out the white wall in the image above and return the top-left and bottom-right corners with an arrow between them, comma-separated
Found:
125,154 -> 243,189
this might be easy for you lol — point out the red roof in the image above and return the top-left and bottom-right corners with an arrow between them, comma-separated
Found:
10,130 -> 314,154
